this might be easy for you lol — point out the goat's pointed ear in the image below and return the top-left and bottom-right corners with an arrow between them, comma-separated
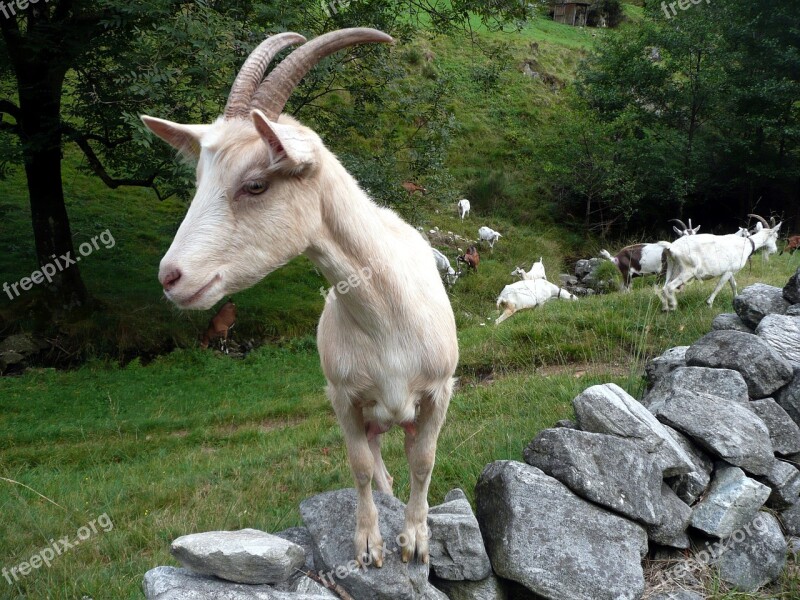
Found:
251,109 -> 316,175
774,221 -> 783,232
140,116 -> 207,158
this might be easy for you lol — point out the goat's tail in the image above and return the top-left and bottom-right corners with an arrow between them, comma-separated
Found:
599,249 -> 614,262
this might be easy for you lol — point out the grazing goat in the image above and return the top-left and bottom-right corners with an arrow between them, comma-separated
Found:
496,279 -> 576,325
457,245 -> 479,272
457,199 -> 470,220
478,226 -> 502,249
658,214 -> 781,310
431,247 -> 458,286
599,243 -> 669,291
511,257 -> 546,281
142,28 -> 458,567
402,181 -> 427,195
782,235 -> 800,255
200,300 -> 237,351
670,218 -> 700,237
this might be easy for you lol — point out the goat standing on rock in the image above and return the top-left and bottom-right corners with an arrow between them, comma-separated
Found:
142,28 -> 458,568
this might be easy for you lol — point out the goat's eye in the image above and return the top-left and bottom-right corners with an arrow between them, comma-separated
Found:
243,180 -> 268,195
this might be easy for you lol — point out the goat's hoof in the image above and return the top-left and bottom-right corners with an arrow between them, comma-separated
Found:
399,524 -> 429,564
355,528 -> 384,569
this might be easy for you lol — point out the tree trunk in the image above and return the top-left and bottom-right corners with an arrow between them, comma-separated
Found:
17,62 -> 90,312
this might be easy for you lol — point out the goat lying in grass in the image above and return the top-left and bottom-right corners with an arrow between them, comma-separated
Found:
511,257 -> 546,281
142,28 -> 458,567
495,279 -> 576,325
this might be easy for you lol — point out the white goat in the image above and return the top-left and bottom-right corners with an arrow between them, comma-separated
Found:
658,214 -> 781,310
511,257 -> 546,281
431,247 -> 458,286
457,199 -> 470,220
496,279 -> 576,325
478,226 -> 502,248
141,29 -> 458,567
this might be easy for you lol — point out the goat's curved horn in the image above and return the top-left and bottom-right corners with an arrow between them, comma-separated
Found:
748,214 -> 770,228
224,32 -> 307,120
669,218 -> 688,230
250,28 -> 393,121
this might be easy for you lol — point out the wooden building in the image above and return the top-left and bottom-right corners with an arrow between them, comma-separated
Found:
552,1 -> 591,27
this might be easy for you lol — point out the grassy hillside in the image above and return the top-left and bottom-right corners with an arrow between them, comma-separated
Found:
2,6 -> 800,599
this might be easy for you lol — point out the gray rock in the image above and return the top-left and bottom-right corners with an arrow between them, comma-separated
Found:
0,334 -> 43,355
651,388 -> 774,475
476,460 -> 647,600
650,592 -> 705,600
749,398 -> 800,455
756,459 -> 800,509
690,465 -> 771,537
573,383 -> 693,476
733,283 -> 789,327
662,425 -> 714,505
713,512 -> 787,592
274,527 -> 316,572
142,566 -> 333,599
430,574 -> 508,600
685,330 -> 793,398
644,366 -> 749,410
789,304 -> 800,316
553,419 -> 576,429
523,428 -> 663,525
784,267 -> 800,304
428,488 -> 491,581
712,312 -> 753,333
170,529 -> 305,585
781,501 -> 800,536
776,366 -> 800,426
757,314 -> 800,365
647,483 -> 692,548
645,346 -> 689,391
289,577 -> 338,598
559,274 -> 578,286
299,489 -> 437,600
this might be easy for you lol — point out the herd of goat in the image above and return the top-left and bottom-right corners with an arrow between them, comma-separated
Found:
431,210 -> 794,323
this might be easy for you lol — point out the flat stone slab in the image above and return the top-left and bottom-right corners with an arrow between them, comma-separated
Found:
756,314 -> 800,365
750,398 -> 800,455
734,283 -> 789,327
523,428 -> 663,525
170,529 -> 306,585
644,366 -> 749,410
757,459 -> 800,509
685,330 -> 793,398
690,465 -> 771,537
476,460 -> 647,600
712,312 -> 753,333
651,388 -> 774,475
430,573 -> 508,600
573,383 -> 693,476
645,346 -> 689,390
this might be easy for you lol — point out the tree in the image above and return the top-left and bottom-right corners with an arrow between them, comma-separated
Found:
0,0 -> 532,317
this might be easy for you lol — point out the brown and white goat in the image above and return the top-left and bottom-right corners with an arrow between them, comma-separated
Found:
142,29 -> 458,567
782,235 -> 800,255
457,245 -> 479,272
599,243 -> 669,291
200,300 -> 236,350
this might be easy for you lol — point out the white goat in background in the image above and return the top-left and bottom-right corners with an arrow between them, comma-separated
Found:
478,226 -> 502,248
670,218 -> 701,237
658,214 -> 781,310
142,29 -> 458,567
496,279 -> 576,325
511,257 -> 546,281
457,199 -> 470,220
431,247 -> 458,286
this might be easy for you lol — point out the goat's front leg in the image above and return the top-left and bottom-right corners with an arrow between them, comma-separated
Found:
401,383 -> 451,563
330,390 -> 384,568
706,272 -> 733,307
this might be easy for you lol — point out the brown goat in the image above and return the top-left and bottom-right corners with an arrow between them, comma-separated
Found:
401,181 -> 427,195
200,300 -> 236,350
782,235 -> 800,255
457,245 -> 480,272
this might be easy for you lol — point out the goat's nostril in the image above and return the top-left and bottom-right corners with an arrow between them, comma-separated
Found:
161,268 -> 182,291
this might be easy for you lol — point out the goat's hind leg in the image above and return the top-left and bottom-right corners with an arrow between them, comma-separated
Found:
329,386 -> 384,567
401,380 -> 452,563
706,272 -> 733,306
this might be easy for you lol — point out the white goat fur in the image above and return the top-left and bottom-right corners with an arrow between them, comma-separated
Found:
431,247 -> 458,285
142,111 -> 458,566
496,279 -> 576,324
478,226 -> 502,248
512,257 -> 546,281
457,199 -> 470,220
658,222 -> 781,310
